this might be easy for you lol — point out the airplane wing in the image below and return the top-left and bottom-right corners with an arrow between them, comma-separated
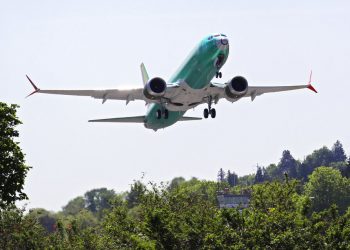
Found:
209,72 -> 317,102
89,116 -> 146,123
244,71 -> 317,100
245,83 -> 317,101
26,75 -> 146,104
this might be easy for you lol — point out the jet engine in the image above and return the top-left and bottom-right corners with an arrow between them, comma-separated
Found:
225,76 -> 248,99
143,77 -> 167,100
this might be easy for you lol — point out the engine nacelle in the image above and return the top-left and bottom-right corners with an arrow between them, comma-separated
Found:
225,76 -> 248,99
143,77 -> 167,100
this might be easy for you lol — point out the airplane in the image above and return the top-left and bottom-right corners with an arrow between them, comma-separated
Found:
26,33 -> 317,131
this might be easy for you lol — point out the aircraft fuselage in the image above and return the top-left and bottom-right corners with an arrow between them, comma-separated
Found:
144,34 -> 229,130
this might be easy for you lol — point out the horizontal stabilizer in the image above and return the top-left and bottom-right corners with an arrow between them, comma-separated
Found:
179,116 -> 202,121
89,116 -> 145,123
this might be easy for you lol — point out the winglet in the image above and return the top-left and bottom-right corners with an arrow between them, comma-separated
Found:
140,63 -> 149,86
26,75 -> 40,97
307,70 -> 317,93
308,84 -> 317,93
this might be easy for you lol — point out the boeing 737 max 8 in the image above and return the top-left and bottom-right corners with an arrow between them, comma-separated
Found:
26,34 -> 317,131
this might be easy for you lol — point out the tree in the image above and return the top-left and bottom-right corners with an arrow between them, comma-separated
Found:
217,168 -> 226,182
278,150 -> 299,179
332,140 -> 347,162
126,181 -> 146,208
168,177 -> 185,191
227,170 -> 238,187
300,146 -> 334,180
262,167 -> 270,182
265,163 -> 279,180
139,181 -> 219,249
344,157 -> 350,178
254,166 -> 264,184
101,202 -> 154,249
66,209 -> 98,230
27,208 -> 57,233
0,207 -> 47,249
62,196 -> 85,216
330,161 -> 350,178
305,167 -> 350,213
0,102 -> 30,209
84,188 -> 115,215
238,174 -> 255,186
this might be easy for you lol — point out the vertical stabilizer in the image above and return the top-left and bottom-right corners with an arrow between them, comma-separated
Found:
140,63 -> 149,86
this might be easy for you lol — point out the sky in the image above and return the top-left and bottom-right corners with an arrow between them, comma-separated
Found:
1,0 -> 349,211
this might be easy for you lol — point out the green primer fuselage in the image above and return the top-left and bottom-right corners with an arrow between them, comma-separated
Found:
144,35 -> 229,130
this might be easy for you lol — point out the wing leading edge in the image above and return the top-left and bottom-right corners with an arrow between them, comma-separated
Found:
26,75 -> 145,103
246,71 -> 317,101
89,116 -> 146,123
246,84 -> 317,101
210,71 -> 317,102
89,116 -> 202,123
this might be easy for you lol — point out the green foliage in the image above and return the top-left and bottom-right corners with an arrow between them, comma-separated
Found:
217,168 -> 225,182
139,181 -> 219,249
2,175 -> 350,249
227,170 -> 238,187
0,102 -> 30,209
265,163 -> 279,180
330,161 -> 350,178
101,201 -> 155,249
305,167 -> 350,213
254,166 -> 264,184
247,141 -> 349,184
0,207 -> 47,249
61,188 -> 116,221
174,178 -> 219,204
126,181 -> 147,208
168,176 -> 185,191
254,166 -> 271,184
97,179 -> 221,249
250,180 -> 300,213
27,208 -> 57,233
277,150 -> 299,179
300,146 -> 335,180
84,188 -> 115,216
332,140 -> 347,162
76,209 -> 99,228
238,173 -> 255,186
62,196 -> 85,216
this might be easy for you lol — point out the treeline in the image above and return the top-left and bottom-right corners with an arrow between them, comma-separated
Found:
2,167 -> 350,249
217,140 -> 350,186
1,102 -> 350,249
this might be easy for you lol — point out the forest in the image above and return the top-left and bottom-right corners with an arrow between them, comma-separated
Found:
1,102 -> 350,249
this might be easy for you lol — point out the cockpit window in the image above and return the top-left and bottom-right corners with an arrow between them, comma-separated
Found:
208,34 -> 226,40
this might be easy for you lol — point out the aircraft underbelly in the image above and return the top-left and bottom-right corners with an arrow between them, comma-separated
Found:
166,83 -> 206,111
145,36 -> 229,130
145,103 -> 185,130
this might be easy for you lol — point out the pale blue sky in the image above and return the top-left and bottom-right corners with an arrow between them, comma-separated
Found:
1,0 -> 349,211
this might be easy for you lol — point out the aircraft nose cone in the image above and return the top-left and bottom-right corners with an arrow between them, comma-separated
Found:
221,38 -> 228,45
216,36 -> 229,50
